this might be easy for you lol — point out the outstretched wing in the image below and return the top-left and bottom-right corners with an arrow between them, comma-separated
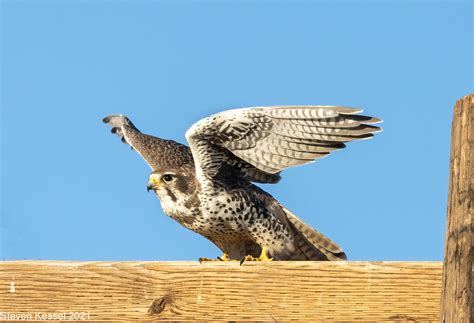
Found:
185,106 -> 381,178
102,114 -> 193,171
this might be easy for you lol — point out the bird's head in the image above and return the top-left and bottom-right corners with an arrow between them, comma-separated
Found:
147,168 -> 196,205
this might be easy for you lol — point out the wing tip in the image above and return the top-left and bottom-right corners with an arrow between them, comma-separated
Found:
363,124 -> 383,134
368,117 -> 383,125
340,107 -> 364,115
372,126 -> 383,133
355,133 -> 374,141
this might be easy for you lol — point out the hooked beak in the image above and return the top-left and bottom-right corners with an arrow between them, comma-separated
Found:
147,175 -> 160,192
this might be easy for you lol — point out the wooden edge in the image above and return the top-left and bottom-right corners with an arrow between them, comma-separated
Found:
1,260 -> 442,321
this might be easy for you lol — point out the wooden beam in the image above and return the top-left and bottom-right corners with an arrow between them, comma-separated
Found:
441,93 -> 474,322
0,261 -> 441,321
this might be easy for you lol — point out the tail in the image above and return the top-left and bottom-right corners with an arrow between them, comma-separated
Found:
284,207 -> 347,261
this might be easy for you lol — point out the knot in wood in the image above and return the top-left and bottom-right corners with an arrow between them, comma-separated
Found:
148,297 -> 168,315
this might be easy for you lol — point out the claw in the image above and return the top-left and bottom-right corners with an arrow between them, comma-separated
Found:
240,247 -> 273,265
217,253 -> 231,261
239,255 -> 253,265
199,257 -> 216,263
199,253 -> 232,263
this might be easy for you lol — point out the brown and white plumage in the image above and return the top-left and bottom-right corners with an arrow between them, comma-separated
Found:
185,106 -> 381,176
103,106 -> 381,260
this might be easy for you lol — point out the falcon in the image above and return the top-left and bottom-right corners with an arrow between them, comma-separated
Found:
103,106 -> 381,261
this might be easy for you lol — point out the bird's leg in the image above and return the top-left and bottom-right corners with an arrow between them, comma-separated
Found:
199,253 -> 232,262
240,247 -> 273,265
257,247 -> 273,261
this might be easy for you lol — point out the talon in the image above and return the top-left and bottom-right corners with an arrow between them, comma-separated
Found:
200,253 -> 233,263
199,257 -> 217,263
239,256 -> 249,266
239,254 -> 257,265
240,247 -> 273,265
217,253 -> 231,261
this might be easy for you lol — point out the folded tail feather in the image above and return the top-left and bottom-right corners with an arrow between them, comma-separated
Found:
284,207 -> 347,261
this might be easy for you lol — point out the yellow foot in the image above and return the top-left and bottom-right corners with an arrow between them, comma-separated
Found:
217,253 -> 231,261
199,253 -> 231,263
198,257 -> 216,262
240,247 -> 273,265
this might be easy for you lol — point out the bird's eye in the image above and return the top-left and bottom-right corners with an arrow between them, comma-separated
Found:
162,174 -> 174,182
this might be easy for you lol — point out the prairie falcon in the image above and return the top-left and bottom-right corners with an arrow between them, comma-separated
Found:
103,106 -> 381,261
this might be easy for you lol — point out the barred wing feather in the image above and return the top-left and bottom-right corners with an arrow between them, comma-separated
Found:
185,106 -> 382,177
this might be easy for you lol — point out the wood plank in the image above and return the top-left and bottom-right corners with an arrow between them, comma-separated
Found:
440,94 -> 474,322
0,261 -> 441,321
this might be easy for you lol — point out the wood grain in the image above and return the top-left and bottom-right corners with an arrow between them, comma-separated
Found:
0,261 -> 441,321
440,94 -> 473,322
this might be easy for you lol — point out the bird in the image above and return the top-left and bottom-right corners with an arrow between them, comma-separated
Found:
103,106 -> 381,262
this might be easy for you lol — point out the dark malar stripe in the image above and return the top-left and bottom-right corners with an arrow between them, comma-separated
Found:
165,188 -> 177,202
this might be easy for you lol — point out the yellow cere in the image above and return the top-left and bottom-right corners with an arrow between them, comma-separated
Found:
149,175 -> 161,185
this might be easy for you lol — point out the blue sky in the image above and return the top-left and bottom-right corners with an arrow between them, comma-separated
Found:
1,1 -> 472,261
